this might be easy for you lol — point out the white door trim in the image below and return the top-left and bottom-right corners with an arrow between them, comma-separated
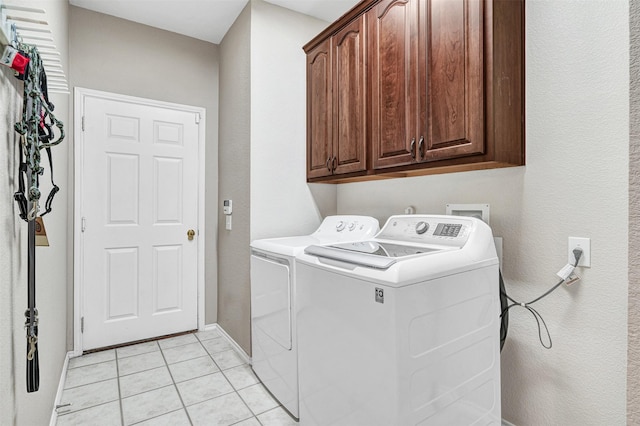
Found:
73,87 -> 206,355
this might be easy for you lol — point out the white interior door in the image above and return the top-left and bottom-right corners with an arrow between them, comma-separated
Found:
80,93 -> 201,350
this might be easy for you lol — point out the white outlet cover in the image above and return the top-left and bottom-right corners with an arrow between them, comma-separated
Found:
568,237 -> 590,267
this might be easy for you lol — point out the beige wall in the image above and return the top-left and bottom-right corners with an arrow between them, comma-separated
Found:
218,3 -> 252,353
338,1 -> 629,424
69,6 -> 220,324
0,1 -> 70,424
218,0 -> 335,354
630,0 -> 639,422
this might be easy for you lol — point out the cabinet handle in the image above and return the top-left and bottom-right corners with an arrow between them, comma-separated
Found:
418,136 -> 425,159
410,138 -> 416,159
332,156 -> 337,172
326,157 -> 332,172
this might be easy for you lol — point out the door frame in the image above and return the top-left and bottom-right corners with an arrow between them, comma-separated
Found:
72,87 -> 207,355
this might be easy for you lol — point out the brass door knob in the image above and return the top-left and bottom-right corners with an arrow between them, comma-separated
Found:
187,229 -> 195,241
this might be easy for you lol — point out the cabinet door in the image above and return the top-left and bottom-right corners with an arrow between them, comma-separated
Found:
306,38 -> 333,179
368,0 -> 418,170
332,16 -> 367,175
418,0 -> 484,161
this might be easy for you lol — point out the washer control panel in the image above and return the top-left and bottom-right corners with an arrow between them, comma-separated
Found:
415,221 -> 429,234
377,215 -> 473,247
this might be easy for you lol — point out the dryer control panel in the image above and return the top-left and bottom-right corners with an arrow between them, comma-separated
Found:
312,215 -> 380,243
377,215 -> 473,247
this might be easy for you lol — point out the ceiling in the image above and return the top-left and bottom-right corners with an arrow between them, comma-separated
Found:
68,0 -> 361,44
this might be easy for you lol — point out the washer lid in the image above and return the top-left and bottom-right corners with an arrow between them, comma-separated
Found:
251,235 -> 323,257
304,241 -> 448,269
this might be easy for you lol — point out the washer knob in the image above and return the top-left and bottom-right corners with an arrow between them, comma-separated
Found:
336,221 -> 346,232
348,222 -> 357,231
416,221 -> 429,235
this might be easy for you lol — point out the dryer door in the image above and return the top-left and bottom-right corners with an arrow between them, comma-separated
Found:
251,253 -> 292,350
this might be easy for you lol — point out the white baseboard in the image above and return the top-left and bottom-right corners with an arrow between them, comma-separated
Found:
203,323 -> 251,365
49,351 -> 72,426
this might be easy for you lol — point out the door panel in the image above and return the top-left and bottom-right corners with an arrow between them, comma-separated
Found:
422,0 -> 484,160
153,245 -> 182,313
306,39 -> 333,179
106,153 -> 139,224
333,16 -> 367,175
369,0 -> 416,169
154,157 -> 183,223
105,247 -> 138,320
82,96 -> 199,350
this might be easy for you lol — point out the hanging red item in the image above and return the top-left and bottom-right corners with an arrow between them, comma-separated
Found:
1,45 -> 30,75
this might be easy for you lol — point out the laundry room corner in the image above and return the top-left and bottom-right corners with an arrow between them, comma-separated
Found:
0,1 -> 71,425
337,1 -> 629,424
218,0 -> 337,356
68,5 -> 221,328
1,0 -> 636,424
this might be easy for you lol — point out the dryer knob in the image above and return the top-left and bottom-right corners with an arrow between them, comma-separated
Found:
336,221 -> 346,232
416,221 -> 429,235
348,222 -> 357,231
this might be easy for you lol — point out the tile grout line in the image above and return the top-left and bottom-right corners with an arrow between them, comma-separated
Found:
196,333 -> 256,425
55,400 -> 120,421
226,371 -> 259,424
115,348 -> 125,426
62,374 -> 115,391
228,416 -> 262,426
64,334 -> 268,425
128,408 -> 186,426
159,340 -> 195,426
57,353 -> 125,422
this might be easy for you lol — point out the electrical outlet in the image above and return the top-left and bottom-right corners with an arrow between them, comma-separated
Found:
568,237 -> 590,267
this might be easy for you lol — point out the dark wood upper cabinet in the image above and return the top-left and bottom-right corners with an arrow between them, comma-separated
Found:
304,0 -> 524,183
306,17 -> 367,179
368,0 -> 416,169
333,16 -> 367,175
306,38 -> 333,179
421,0 -> 484,162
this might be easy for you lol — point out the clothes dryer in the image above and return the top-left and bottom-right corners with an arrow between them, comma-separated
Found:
250,215 -> 379,419
296,215 -> 501,425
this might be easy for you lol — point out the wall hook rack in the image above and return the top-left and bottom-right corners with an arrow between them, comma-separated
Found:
0,0 -> 69,94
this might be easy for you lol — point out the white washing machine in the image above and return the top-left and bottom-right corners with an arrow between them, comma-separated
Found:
296,215 -> 501,426
250,215 -> 379,419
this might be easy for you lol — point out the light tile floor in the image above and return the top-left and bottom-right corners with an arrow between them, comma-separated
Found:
56,329 -> 298,426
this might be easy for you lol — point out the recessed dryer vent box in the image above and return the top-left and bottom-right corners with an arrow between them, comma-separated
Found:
446,203 -> 490,225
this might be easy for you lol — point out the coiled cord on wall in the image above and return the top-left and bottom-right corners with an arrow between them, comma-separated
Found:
499,249 -> 583,350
